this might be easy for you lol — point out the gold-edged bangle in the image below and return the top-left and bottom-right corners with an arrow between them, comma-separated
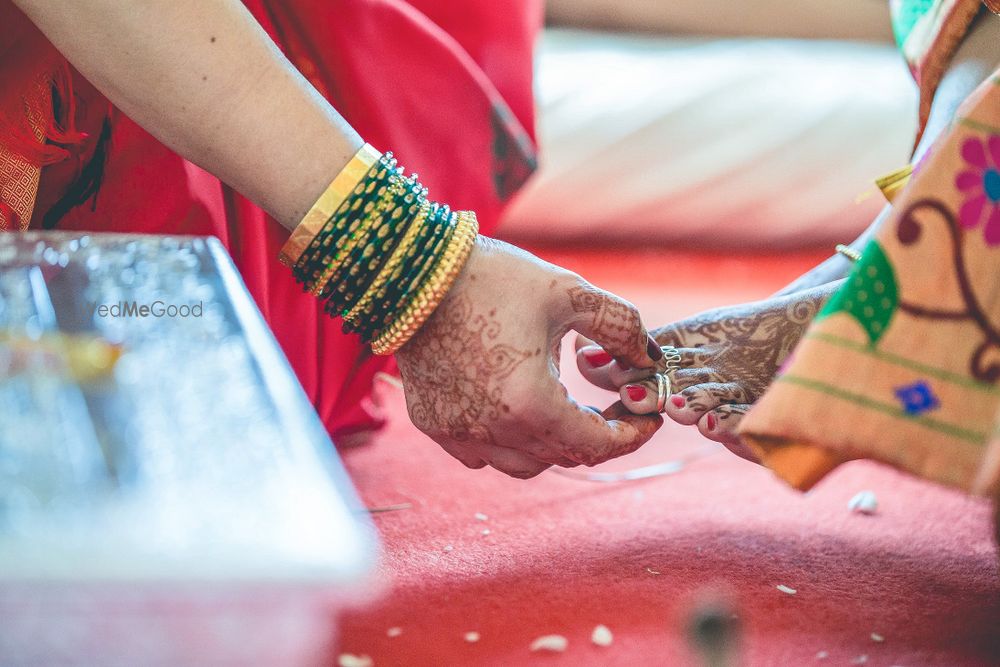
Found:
308,175 -> 405,297
342,200 -> 431,325
278,143 -> 381,268
371,211 -> 479,356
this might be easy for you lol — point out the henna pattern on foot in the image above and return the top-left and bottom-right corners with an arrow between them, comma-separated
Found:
656,284 -> 838,417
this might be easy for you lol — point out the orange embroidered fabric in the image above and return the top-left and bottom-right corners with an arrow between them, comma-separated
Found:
741,72 -> 1000,497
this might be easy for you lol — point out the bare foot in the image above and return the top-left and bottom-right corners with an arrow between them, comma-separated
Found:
576,282 -> 840,460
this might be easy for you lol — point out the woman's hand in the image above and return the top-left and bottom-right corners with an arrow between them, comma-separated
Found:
395,237 -> 664,478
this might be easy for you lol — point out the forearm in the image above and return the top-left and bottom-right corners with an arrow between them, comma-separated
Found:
13,0 -> 362,230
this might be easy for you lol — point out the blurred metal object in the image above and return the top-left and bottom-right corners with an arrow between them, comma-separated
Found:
0,232 -> 377,667
0,329 -> 123,383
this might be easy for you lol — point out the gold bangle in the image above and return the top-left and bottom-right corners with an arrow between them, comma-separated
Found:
835,244 -> 862,263
371,211 -> 479,355
342,201 -> 431,325
308,174 -> 405,297
278,143 -> 381,268
370,216 -> 474,355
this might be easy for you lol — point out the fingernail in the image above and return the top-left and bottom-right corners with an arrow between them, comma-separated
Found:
647,336 -> 663,361
582,348 -> 613,367
626,385 -> 647,402
706,414 -> 716,430
671,395 -> 685,408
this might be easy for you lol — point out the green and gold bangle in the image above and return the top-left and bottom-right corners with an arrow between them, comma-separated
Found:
358,205 -> 456,338
278,144 -> 480,354
341,200 -> 432,327
280,143 -> 381,269
370,210 -> 479,355
295,156 -> 400,289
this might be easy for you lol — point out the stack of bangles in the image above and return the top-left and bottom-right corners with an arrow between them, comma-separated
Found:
278,144 -> 479,355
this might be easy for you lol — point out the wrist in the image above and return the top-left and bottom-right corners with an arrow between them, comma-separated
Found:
277,144 -> 480,354
774,253 -> 853,296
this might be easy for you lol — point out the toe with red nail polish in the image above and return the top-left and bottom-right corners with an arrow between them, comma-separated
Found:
626,384 -> 648,402
706,414 -> 716,430
671,395 -> 685,408
583,348 -> 613,367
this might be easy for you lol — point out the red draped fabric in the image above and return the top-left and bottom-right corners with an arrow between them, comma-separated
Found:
0,0 -> 541,440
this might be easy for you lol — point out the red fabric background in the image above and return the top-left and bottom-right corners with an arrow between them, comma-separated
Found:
336,246 -> 1000,667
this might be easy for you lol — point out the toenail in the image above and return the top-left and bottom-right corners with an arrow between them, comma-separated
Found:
583,348 -> 613,367
626,385 -> 647,402
706,413 -> 716,430
671,396 -> 685,408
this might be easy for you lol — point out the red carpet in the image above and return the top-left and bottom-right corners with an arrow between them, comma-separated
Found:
337,247 -> 1000,667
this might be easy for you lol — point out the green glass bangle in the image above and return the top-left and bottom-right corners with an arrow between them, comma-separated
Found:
364,210 -> 459,341
340,202 -> 449,338
351,205 -> 457,340
292,157 -> 390,283
337,194 -> 427,314
321,175 -> 423,308
293,157 -> 398,287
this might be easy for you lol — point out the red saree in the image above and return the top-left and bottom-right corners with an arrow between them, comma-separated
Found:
0,0 -> 540,440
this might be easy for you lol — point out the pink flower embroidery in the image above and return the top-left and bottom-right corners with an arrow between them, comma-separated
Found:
955,135 -> 1000,246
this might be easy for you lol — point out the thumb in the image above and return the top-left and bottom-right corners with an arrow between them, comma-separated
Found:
562,281 -> 661,370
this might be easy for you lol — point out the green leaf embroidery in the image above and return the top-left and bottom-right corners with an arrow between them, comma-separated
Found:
819,241 -> 899,346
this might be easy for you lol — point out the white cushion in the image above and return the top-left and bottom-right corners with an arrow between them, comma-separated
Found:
498,29 -> 916,247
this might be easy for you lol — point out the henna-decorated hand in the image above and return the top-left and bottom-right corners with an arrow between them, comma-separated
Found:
574,283 -> 840,462
395,237 -> 664,478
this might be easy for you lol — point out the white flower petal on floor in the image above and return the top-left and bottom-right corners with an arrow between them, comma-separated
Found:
591,625 -> 613,647
530,635 -> 568,652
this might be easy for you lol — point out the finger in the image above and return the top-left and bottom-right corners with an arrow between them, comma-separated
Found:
544,395 -> 662,466
444,432 -> 568,474
581,342 -> 706,391
698,404 -> 760,463
576,345 -> 651,392
553,457 -> 581,468
563,281 -> 660,370
482,445 -> 552,479
600,401 -> 663,458
619,377 -> 661,415
665,382 -> 749,426
436,440 -> 488,469
575,334 -> 595,351
498,434 -> 584,468
576,344 -> 618,391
